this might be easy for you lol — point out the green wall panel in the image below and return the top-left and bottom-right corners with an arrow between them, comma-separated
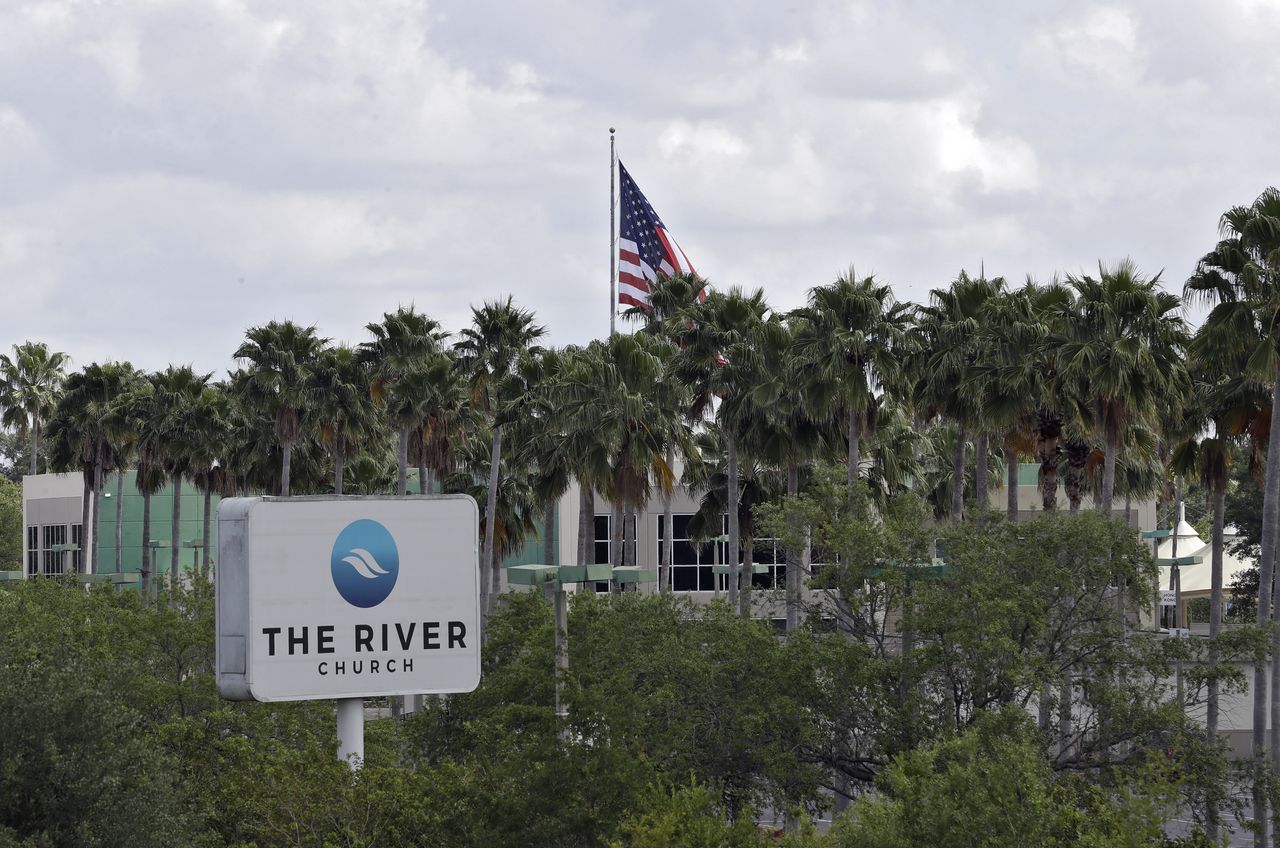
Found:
94,471 -> 218,576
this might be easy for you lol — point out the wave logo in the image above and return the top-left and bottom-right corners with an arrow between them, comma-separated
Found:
330,519 -> 400,608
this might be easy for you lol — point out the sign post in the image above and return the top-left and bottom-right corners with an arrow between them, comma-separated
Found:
215,495 -> 481,765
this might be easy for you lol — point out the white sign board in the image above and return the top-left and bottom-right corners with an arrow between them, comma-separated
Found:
1159,590 -> 1177,607
216,495 -> 481,702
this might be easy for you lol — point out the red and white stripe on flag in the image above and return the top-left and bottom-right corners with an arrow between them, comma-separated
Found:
618,227 -> 697,309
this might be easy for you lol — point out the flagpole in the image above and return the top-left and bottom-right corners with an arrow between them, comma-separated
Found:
609,127 -> 617,338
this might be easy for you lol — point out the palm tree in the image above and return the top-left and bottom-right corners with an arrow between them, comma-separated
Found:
975,282 -> 1074,519
399,355 -> 463,495
117,377 -> 165,599
313,346 -> 376,495
913,271 -> 1004,522
1170,369 -> 1260,841
455,297 -> 545,614
234,321 -> 328,497
551,335 -> 687,586
47,362 -> 139,572
442,431 -> 538,565
684,424 -> 779,581
516,385 -> 570,567
794,270 -> 913,490
188,383 -> 229,573
149,366 -> 212,584
359,307 -> 448,496
626,272 -> 707,592
102,387 -> 140,575
747,313 -> 834,627
1186,191 -> 1280,836
413,353 -> 476,496
1060,259 -> 1188,515
0,341 -> 69,476
538,345 -> 615,571
673,287 -> 777,610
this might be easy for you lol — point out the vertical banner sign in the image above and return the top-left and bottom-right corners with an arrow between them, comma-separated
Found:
216,496 -> 481,702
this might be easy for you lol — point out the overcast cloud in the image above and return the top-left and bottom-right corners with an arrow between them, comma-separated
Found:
1,0 -> 1277,373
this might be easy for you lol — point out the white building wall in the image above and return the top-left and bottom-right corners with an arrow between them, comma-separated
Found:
21,473 -> 87,577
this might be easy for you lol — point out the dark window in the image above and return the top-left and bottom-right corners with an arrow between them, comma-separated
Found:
750,538 -> 786,589
593,514 -> 610,566
657,513 -> 726,592
593,514 -> 612,592
26,526 -> 38,576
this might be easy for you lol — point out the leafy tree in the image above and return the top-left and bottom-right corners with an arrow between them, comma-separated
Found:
610,781 -> 777,848
0,477 -> 20,571
830,709 -> 1175,848
0,580 -> 202,845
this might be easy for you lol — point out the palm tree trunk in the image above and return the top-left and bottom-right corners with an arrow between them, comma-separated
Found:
626,509 -> 637,568
543,499 -> 555,566
141,490 -> 151,601
397,426 -> 409,497
950,426 -> 966,522
482,427 -> 502,616
1270,564 -> 1280,776
202,487 -> 212,577
417,454 -> 428,497
171,475 -> 182,585
740,528 -> 753,618
726,431 -> 740,609
79,472 -> 91,574
29,419 -> 39,476
334,446 -> 344,496
578,484 -> 592,566
1254,371 -> 1280,847
1005,446 -> 1018,521
1207,483 -> 1224,841
661,447 -> 673,595
114,469 -> 124,573
91,459 -> 103,574
786,462 -> 800,632
974,431 -> 989,512
610,498 -> 623,569
280,441 -> 292,497
847,405 -> 860,488
1100,426 -> 1117,515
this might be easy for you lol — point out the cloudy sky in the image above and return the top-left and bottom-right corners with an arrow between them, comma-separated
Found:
1,0 -> 1277,374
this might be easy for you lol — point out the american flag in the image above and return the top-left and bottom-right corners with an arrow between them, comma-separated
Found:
617,161 -> 696,309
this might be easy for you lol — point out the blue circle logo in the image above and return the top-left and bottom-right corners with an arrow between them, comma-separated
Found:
330,519 -> 400,608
